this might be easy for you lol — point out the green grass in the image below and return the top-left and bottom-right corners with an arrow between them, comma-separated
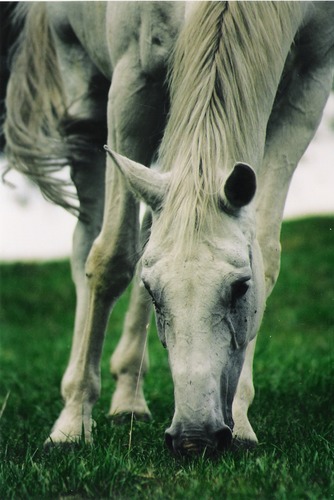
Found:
0,217 -> 333,499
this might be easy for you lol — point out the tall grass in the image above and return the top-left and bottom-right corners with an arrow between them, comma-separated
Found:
0,217 -> 333,499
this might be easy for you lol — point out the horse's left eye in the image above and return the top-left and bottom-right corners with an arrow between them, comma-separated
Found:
142,279 -> 153,296
231,280 -> 249,307
142,280 -> 161,312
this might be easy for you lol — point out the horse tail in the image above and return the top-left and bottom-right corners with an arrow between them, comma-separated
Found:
0,2 -> 19,151
3,2 -> 77,213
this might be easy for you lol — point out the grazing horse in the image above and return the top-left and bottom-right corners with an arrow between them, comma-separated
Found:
4,2 -> 334,454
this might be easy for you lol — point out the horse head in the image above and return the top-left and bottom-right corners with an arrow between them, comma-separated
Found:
106,148 -> 266,455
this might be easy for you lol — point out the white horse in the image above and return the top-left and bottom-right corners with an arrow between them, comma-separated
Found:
4,2 -> 334,454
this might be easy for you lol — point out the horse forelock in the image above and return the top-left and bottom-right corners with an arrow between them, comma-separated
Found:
156,1 -> 305,256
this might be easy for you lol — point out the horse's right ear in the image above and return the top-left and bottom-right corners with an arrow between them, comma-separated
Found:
104,146 -> 170,211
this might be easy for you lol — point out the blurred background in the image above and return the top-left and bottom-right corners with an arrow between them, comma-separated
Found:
0,92 -> 333,262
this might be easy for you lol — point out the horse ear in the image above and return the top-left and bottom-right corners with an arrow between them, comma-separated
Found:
224,162 -> 256,209
104,146 -> 169,211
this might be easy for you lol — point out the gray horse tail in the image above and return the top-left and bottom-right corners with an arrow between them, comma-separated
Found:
3,3 -> 78,213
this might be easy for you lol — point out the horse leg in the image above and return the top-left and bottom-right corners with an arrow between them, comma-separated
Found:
233,57 -> 333,446
257,63 -> 333,296
232,338 -> 258,445
49,44 -> 167,443
60,152 -> 105,411
109,211 -> 153,420
109,265 -> 152,420
84,50 -> 166,426
40,34 -> 111,446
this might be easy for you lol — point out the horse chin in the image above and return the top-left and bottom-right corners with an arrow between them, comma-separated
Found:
165,425 -> 233,456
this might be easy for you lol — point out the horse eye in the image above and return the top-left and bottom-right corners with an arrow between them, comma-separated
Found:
142,280 -> 161,312
142,280 -> 154,299
231,280 -> 249,307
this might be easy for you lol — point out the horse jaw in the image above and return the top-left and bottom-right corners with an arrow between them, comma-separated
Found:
104,146 -> 170,211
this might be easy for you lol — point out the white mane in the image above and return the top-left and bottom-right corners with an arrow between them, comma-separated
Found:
156,1 -> 304,254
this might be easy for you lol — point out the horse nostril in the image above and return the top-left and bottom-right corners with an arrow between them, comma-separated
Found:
165,426 -> 233,455
215,426 -> 233,451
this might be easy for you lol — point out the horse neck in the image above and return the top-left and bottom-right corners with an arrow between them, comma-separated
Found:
161,2 -> 308,174
154,2 -> 308,258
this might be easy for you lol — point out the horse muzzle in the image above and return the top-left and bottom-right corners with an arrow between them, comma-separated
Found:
165,423 -> 233,456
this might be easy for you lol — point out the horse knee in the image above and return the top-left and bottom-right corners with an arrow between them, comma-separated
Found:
85,238 -> 136,300
260,240 -> 281,297
235,376 -> 255,409
264,259 -> 280,297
